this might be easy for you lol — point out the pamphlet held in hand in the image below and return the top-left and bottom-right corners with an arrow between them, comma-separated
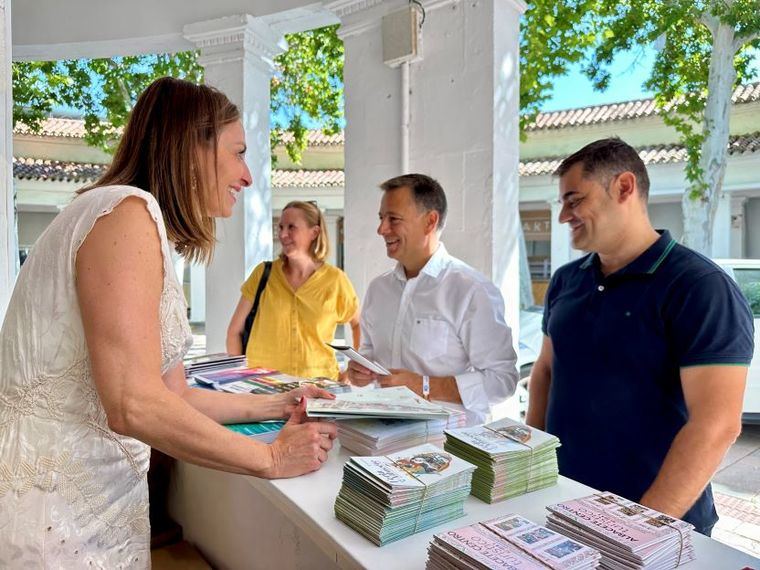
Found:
327,343 -> 391,375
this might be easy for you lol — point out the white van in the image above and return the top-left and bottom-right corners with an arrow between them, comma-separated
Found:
518,259 -> 760,423
715,259 -> 760,423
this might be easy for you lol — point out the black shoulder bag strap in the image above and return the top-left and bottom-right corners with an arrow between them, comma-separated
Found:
240,261 -> 273,351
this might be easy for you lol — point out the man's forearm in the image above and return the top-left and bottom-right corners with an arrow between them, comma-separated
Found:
640,419 -> 740,517
351,322 -> 361,350
526,366 -> 551,430
430,375 -> 462,404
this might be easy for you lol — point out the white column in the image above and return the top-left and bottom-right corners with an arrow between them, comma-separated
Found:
0,0 -> 17,322
550,200 -> 583,273
334,0 -> 526,330
729,196 -> 746,259
184,15 -> 283,352
324,211 -> 340,267
190,263 -> 206,323
712,192 -> 731,259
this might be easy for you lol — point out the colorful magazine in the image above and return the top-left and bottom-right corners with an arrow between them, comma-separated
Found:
224,420 -> 285,443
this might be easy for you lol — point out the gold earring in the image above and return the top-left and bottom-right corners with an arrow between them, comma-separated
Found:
190,171 -> 198,193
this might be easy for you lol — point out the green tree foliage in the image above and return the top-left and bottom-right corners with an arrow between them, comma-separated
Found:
12,25 -> 344,164
584,0 -> 760,198
519,0 -> 606,136
13,53 -> 202,152
521,0 -> 760,253
271,25 -> 344,164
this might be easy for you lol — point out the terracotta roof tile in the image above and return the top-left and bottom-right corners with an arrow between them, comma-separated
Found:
13,157 -> 107,182
519,131 -> 760,177
16,130 -> 760,185
13,158 -> 346,188
16,83 -> 760,142
526,82 -> 760,131
14,117 -> 346,146
14,117 -> 89,138
280,131 -> 344,146
271,169 -> 344,187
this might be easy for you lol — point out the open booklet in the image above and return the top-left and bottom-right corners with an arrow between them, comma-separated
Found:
326,343 -> 391,375
306,386 -> 450,420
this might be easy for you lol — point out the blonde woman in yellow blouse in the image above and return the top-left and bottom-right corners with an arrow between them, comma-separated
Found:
226,201 -> 361,379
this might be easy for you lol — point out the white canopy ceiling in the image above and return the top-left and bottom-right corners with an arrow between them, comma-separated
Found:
11,0 -> 339,60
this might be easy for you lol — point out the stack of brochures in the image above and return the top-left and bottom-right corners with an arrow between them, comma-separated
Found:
194,367 -> 349,395
338,408 -> 468,455
427,513 -> 601,569
546,493 -> 695,568
184,352 -> 246,379
334,443 -> 476,546
444,417 -> 560,502
307,386 -> 450,420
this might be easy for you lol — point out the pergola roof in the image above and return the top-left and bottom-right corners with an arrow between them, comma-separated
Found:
12,0 -> 336,61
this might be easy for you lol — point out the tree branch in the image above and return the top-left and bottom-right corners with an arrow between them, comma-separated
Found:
105,60 -> 133,113
734,30 -> 760,52
699,12 -> 719,35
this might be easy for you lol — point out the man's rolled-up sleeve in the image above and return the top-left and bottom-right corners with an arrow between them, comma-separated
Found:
455,282 -> 519,420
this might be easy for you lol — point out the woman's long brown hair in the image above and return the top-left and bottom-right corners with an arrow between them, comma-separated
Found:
79,77 -> 240,264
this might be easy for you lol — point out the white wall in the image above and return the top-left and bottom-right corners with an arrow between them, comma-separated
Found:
746,198 -> 760,259
648,202 -> 684,242
341,0 -> 524,327
17,211 -> 57,246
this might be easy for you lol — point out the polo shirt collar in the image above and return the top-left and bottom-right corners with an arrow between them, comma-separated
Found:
580,230 -> 677,277
393,243 -> 450,282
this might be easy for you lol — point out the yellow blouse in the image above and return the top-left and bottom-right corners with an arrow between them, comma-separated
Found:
241,259 -> 359,379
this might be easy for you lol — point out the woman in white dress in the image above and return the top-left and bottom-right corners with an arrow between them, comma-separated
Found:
0,77 -> 337,568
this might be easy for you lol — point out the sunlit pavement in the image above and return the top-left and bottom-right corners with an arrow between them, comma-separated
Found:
713,424 -> 760,557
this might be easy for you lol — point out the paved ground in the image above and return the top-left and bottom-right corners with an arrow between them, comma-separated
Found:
713,423 -> 760,558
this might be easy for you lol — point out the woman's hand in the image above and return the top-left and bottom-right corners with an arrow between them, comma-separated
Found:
280,384 -> 335,418
265,400 -> 338,478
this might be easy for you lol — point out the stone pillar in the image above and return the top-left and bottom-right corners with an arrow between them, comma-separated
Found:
333,0 -> 526,335
0,0 -> 17,321
712,192 -> 731,259
184,15 -> 283,352
550,199 -> 583,273
730,196 -> 746,259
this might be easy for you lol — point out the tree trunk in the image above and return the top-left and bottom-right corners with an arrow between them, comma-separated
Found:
681,20 -> 736,256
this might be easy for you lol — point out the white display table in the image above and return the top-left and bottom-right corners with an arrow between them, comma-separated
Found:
168,445 -> 759,569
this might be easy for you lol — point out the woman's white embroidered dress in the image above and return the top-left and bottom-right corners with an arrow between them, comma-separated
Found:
0,186 -> 192,568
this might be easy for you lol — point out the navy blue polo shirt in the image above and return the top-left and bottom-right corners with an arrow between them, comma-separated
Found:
543,230 -> 754,535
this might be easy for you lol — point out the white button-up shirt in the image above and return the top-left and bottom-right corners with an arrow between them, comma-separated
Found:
359,244 -> 518,424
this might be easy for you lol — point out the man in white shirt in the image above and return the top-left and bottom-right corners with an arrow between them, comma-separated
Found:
347,173 -> 518,424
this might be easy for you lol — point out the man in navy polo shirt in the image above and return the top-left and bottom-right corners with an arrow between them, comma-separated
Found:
526,137 -> 753,535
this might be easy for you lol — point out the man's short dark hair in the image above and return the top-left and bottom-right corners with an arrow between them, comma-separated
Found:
554,137 -> 651,200
380,173 -> 448,229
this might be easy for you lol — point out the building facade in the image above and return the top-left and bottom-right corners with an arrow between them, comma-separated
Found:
13,82 -> 760,313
